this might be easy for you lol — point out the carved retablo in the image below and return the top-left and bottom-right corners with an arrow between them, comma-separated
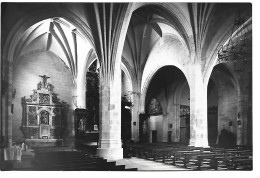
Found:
22,75 -> 64,140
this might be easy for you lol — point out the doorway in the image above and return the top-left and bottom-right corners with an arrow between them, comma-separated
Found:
168,131 -> 172,142
152,130 -> 157,143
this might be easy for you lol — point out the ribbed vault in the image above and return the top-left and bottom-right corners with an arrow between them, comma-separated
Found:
13,17 -> 93,80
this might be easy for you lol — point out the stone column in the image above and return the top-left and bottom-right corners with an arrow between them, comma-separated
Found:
189,65 -> 209,147
86,3 -> 132,160
131,92 -> 141,142
236,93 -> 246,146
1,93 -> 8,147
162,113 -> 168,142
76,76 -> 86,109
171,104 -> 177,142
236,72 -> 248,146
7,67 -> 13,147
97,69 -> 123,160
63,87 -> 76,147
172,103 -> 180,142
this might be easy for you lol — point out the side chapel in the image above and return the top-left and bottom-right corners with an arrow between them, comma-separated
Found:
22,75 -> 63,147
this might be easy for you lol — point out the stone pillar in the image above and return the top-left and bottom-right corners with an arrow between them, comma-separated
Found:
131,92 -> 140,142
97,70 -> 123,160
236,93 -> 246,146
1,67 -> 12,147
171,104 -> 177,142
1,94 -> 7,147
86,2 -> 132,160
63,88 -> 76,147
236,72 -> 247,146
189,65 -> 209,147
7,67 -> 13,147
76,77 -> 86,109
236,112 -> 243,145
162,113 -> 168,142
172,104 -> 180,142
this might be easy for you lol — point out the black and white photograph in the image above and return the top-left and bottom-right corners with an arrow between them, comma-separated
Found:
0,0 -> 256,174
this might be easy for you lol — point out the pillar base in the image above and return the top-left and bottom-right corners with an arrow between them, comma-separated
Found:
189,139 -> 209,147
63,135 -> 75,148
97,148 -> 123,160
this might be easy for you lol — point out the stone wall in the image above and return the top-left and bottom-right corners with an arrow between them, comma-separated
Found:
148,115 -> 163,143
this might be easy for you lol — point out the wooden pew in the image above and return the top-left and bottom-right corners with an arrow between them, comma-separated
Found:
33,151 -> 137,171
231,158 -> 252,170
127,143 -> 253,171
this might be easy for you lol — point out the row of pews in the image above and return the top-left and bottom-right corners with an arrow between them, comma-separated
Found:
32,150 -> 137,171
127,143 -> 252,170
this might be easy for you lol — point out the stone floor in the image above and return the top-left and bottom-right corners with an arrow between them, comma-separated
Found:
112,157 -> 190,171
2,147 -> 189,171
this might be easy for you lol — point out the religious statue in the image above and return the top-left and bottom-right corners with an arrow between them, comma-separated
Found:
31,89 -> 37,102
40,110 -> 49,125
78,118 -> 85,131
38,75 -> 51,91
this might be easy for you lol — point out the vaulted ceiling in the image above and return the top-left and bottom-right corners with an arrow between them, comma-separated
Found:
122,3 -> 252,85
1,2 -> 252,83
13,17 -> 94,79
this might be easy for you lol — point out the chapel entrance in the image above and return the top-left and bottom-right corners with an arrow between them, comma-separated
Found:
145,66 -> 190,144
208,63 -> 238,147
152,131 -> 157,143
74,60 -> 99,148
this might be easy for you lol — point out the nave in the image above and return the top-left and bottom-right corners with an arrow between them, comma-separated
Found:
1,2 -> 252,171
1,142 -> 252,171
126,143 -> 252,170
1,146 -> 137,171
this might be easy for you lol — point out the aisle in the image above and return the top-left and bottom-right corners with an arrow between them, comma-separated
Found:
114,157 -> 190,171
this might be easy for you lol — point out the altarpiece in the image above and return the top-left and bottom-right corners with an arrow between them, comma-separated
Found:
21,75 -> 64,146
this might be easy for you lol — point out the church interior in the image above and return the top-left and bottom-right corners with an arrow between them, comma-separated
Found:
0,2 -> 253,171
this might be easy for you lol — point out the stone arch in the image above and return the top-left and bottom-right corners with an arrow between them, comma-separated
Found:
131,3 -> 193,54
207,62 -> 241,109
173,81 -> 190,142
3,6 -> 94,77
142,65 -> 190,143
141,34 -> 190,94
207,62 -> 242,146
121,56 -> 136,90
141,64 -> 190,113
121,3 -> 193,113
1,6 -> 95,146
2,6 -> 95,102
121,62 -> 134,98
203,17 -> 252,86
76,49 -> 97,108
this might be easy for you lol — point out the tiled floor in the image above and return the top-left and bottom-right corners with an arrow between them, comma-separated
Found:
113,157 -> 190,171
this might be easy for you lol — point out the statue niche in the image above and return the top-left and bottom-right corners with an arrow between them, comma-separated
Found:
22,75 -> 64,145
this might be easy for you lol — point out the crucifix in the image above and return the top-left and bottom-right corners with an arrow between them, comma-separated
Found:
39,75 -> 50,88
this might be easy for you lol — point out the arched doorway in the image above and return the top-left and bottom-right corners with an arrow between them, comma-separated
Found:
179,83 -> 190,145
144,66 -> 190,144
86,60 -> 100,131
121,69 -> 132,143
207,79 -> 218,146
208,63 -> 238,147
